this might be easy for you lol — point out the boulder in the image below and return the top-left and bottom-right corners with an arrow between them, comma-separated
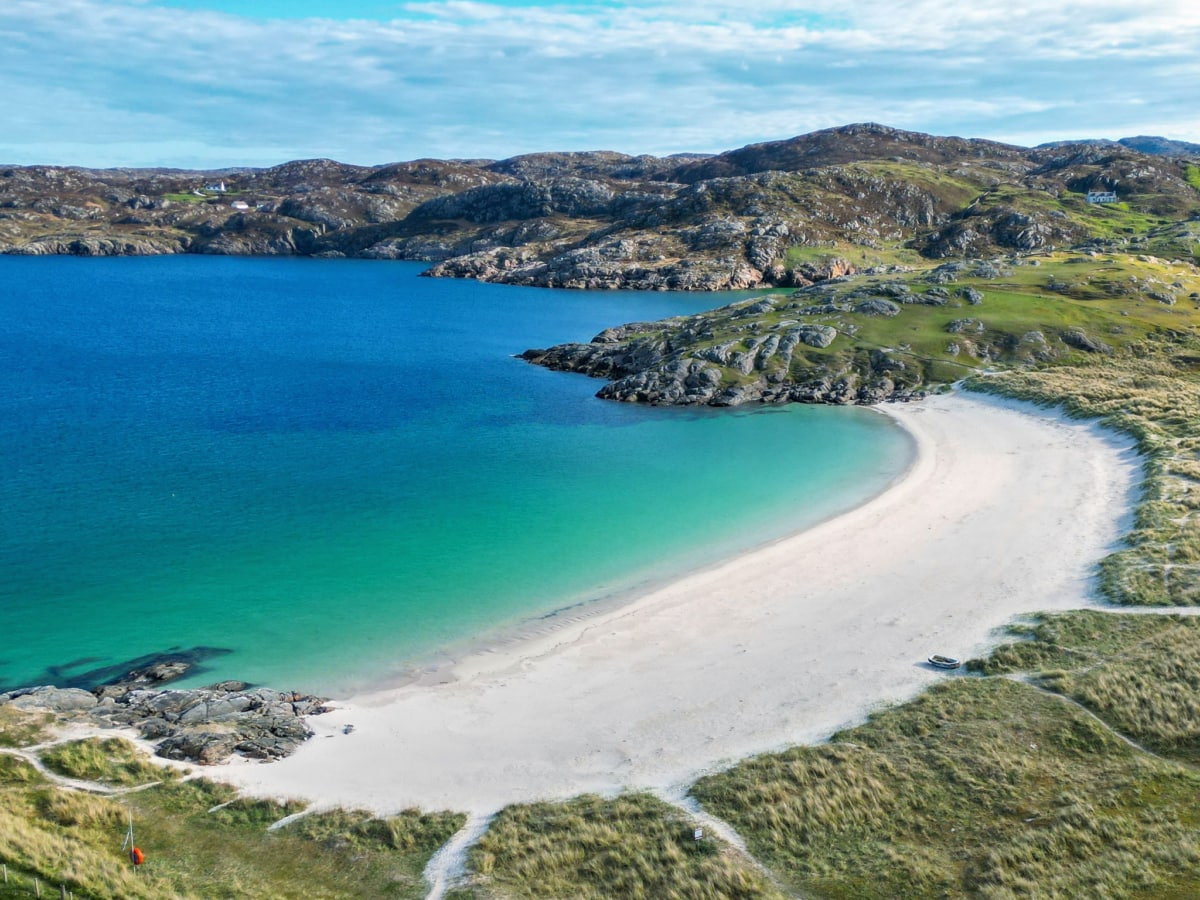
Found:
791,325 -> 838,348
1061,329 -> 1113,354
2,686 -> 97,712
946,318 -> 984,334
855,298 -> 901,317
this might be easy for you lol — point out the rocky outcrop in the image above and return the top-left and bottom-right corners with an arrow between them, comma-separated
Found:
855,298 -> 901,317
3,236 -> 184,256
918,206 -> 1089,258
521,295 -> 926,407
407,178 -> 617,224
0,652 -> 328,765
0,681 -> 328,765
1061,329 -> 1113,355
426,241 -> 766,291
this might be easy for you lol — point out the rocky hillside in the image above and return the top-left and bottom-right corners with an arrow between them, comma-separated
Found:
522,250 -> 1200,406
3,123 -> 1198,292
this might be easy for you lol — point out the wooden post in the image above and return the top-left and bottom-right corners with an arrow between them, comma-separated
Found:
2,862 -> 6,883
60,884 -> 67,900
35,877 -> 41,898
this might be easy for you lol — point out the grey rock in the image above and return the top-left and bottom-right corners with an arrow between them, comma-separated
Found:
156,732 -> 240,766
855,298 -> 901,317
794,303 -> 850,315
946,318 -> 985,334
2,686 -> 98,712
1061,329 -> 1113,354
2,677 -> 328,766
791,325 -> 838,348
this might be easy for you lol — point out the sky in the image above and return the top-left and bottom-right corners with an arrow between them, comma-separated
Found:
2,0 -> 1198,168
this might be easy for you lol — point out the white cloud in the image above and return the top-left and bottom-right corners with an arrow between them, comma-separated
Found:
0,0 -> 1196,166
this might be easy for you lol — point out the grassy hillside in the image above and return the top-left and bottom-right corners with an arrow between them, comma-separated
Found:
0,718 -> 462,899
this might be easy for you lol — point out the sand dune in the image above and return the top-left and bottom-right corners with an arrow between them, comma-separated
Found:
213,390 -> 1142,815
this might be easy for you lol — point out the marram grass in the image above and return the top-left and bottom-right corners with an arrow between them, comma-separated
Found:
39,738 -> 170,787
967,334 -> 1200,607
977,610 -> 1200,764
465,792 -> 784,900
0,722 -> 464,899
693,677 -> 1200,899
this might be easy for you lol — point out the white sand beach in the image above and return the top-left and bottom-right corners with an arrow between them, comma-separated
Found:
214,390 -> 1142,815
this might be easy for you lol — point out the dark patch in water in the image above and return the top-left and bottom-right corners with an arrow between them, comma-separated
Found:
48,656 -> 106,673
0,646 -> 233,694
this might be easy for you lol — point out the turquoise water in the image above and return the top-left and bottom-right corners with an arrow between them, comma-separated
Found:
0,257 -> 912,695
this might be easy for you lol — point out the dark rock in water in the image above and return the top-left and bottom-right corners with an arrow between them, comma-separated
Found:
207,680 -> 250,693
3,646 -> 232,695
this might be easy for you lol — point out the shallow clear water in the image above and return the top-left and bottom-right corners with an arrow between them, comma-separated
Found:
0,256 -> 912,694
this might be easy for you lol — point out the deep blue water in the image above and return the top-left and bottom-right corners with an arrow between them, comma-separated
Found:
0,256 -> 911,694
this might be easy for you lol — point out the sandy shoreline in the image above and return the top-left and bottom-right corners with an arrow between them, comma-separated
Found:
213,389 -> 1143,815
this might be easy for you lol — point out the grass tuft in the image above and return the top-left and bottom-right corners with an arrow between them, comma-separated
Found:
39,738 -> 169,787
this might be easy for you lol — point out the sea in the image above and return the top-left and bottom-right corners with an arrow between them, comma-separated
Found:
0,256 -> 913,695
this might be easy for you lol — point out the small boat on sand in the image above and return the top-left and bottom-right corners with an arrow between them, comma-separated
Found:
927,654 -> 961,669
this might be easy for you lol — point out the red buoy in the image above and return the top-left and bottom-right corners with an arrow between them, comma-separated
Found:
130,847 -> 144,866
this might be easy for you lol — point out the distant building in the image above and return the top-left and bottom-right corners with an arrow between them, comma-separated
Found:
230,200 -> 250,210
1086,190 -> 1119,204
204,181 -> 227,193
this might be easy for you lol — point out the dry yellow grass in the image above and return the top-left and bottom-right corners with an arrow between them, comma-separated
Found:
466,793 -> 784,899
0,738 -> 464,899
693,678 -> 1200,899
970,335 -> 1200,606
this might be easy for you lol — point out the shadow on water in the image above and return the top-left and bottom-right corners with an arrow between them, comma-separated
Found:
0,645 -> 233,694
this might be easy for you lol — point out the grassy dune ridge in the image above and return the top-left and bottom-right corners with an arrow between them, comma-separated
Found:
0,725 -> 463,899
968,340 -> 1200,607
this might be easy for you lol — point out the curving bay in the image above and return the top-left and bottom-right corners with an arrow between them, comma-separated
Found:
0,256 -> 912,695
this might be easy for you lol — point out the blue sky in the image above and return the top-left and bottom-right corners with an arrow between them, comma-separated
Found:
2,0 -> 1198,168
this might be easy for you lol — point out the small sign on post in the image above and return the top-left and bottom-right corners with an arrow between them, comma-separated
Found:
693,826 -> 703,841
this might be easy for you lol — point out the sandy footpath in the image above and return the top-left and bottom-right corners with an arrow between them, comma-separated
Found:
214,390 -> 1143,815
